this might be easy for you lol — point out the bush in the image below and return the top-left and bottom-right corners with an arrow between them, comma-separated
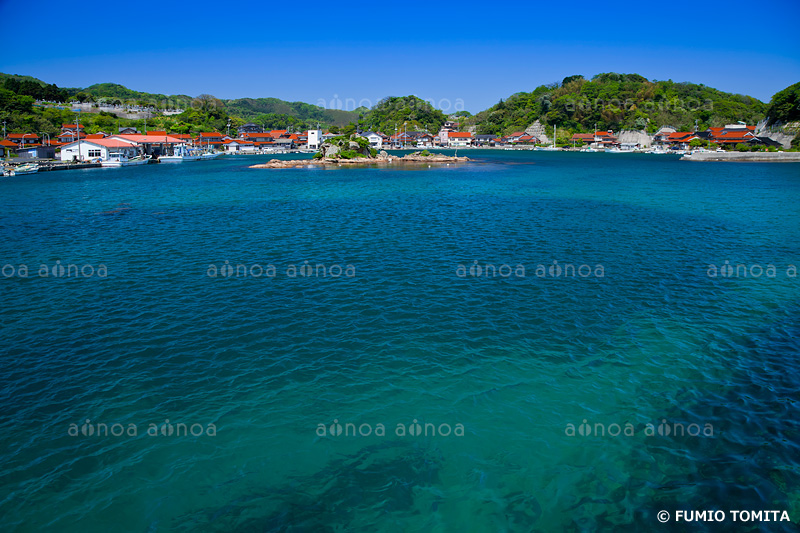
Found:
353,136 -> 370,150
420,150 -> 431,157
339,149 -> 359,159
735,143 -> 750,152
313,151 -> 323,159
369,148 -> 377,157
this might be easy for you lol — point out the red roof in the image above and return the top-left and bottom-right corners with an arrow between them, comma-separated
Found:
86,133 -> 106,139
510,131 -> 526,137
667,132 -> 697,141
8,133 -> 40,139
112,134 -> 184,144
62,124 -> 85,129
571,133 -> 595,140
146,131 -> 168,136
198,132 -> 222,138
713,131 -> 754,139
1,139 -> 19,147
62,138 -> 138,149
449,132 -> 472,138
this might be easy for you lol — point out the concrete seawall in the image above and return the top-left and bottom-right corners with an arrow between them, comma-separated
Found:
682,152 -> 800,162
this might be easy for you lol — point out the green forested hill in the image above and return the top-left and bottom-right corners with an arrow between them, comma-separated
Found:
224,97 -> 357,126
0,71 -> 792,141
766,81 -> 800,125
468,73 -> 768,135
360,96 -> 448,134
69,83 -> 193,109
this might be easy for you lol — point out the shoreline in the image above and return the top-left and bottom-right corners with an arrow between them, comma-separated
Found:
681,152 -> 800,162
249,153 -> 471,169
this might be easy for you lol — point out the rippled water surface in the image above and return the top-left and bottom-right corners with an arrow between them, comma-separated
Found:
1,151 -> 799,531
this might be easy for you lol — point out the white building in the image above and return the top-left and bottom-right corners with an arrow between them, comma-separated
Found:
361,131 -> 383,149
59,138 -> 138,162
307,129 -> 322,150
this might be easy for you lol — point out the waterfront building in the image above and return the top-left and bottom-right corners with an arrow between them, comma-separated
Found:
59,138 -> 138,161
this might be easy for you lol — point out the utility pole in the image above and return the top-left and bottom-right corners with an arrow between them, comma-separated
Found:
76,110 -> 81,162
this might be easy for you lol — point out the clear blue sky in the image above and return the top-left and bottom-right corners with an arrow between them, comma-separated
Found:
2,0 -> 798,113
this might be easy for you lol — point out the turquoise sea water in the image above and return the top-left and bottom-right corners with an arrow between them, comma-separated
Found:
1,151 -> 799,531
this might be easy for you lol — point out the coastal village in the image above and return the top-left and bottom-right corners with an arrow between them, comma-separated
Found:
0,117 -> 791,174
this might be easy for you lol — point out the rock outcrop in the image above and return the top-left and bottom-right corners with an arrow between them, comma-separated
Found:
250,151 -> 471,169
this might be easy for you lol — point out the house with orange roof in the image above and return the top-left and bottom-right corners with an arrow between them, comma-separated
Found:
663,131 -> 700,149
58,130 -> 86,143
7,133 -> 40,146
1,139 -> 18,157
197,132 -> 224,147
240,132 -> 273,142
447,132 -> 473,147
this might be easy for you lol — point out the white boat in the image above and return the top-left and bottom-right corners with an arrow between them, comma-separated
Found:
4,163 -> 39,176
200,151 -> 221,160
102,153 -> 152,167
580,147 -> 599,152
160,144 -> 201,163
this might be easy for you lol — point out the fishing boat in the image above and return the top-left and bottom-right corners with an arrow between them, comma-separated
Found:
101,153 -> 152,167
200,151 -> 221,161
4,163 -> 39,176
160,144 -> 201,163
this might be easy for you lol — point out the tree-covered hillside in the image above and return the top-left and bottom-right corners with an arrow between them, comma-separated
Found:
224,97 -> 357,126
468,73 -> 768,135
360,96 -> 447,134
68,83 -> 192,109
766,81 -> 800,125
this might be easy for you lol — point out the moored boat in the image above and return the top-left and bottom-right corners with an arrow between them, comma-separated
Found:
101,153 -> 152,167
4,163 -> 39,176
160,144 -> 201,162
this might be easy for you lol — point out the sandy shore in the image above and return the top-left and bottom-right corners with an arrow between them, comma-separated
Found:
249,154 -> 471,169
682,152 -> 800,162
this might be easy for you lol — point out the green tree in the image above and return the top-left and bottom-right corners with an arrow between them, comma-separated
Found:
766,81 -> 800,125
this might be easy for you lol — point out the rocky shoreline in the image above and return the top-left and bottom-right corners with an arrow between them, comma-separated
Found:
250,152 -> 471,169
681,152 -> 800,162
